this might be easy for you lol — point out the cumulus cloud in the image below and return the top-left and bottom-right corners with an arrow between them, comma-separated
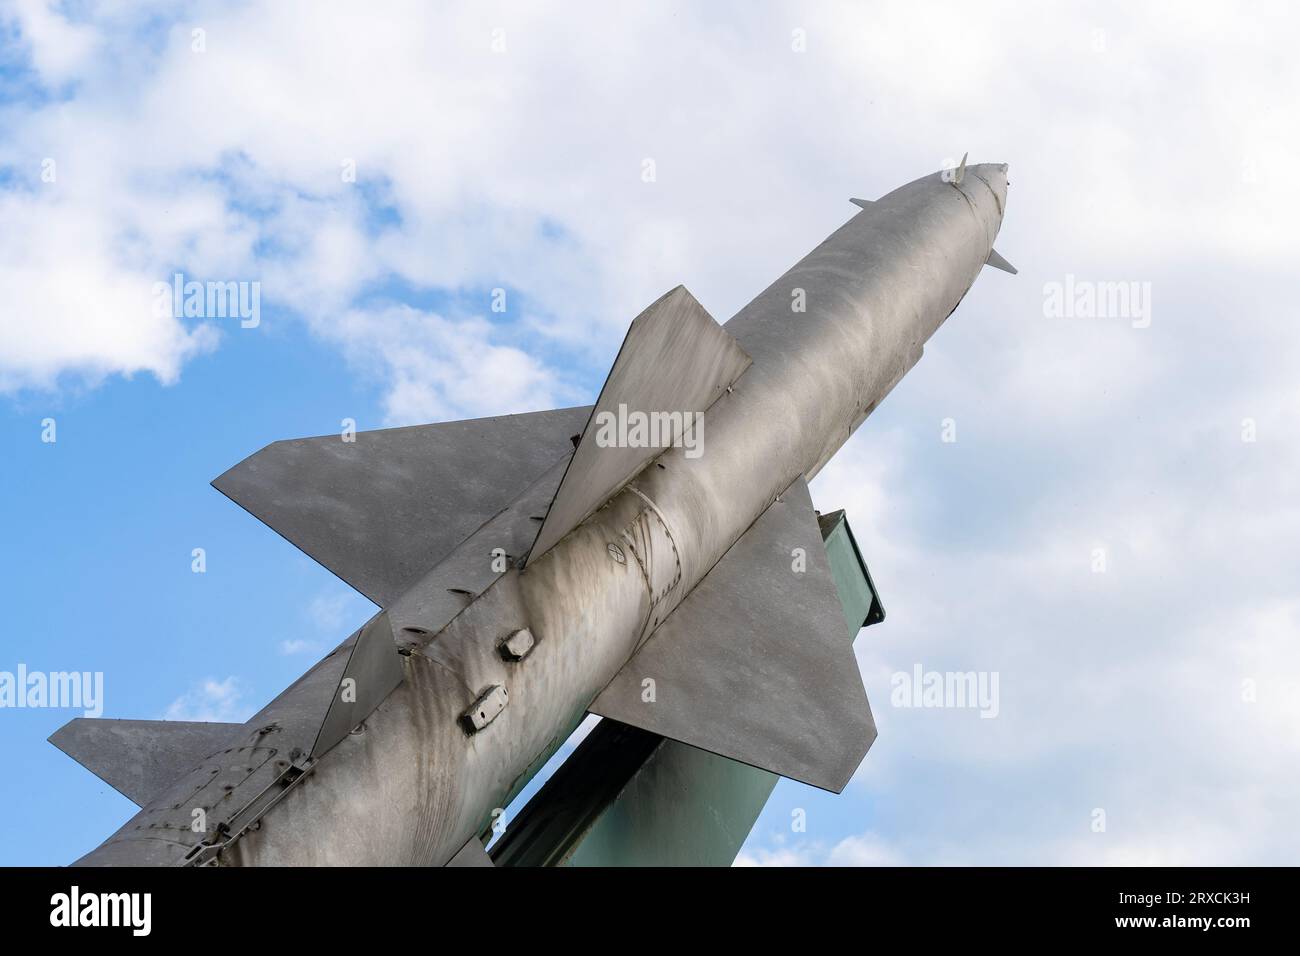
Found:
280,587 -> 378,655
735,831 -> 904,867
5,1 -> 1298,412
162,676 -> 250,723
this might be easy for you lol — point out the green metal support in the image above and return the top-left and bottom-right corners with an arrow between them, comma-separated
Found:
490,509 -> 883,867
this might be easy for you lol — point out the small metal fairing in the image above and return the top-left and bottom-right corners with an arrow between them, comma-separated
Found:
529,285 -> 751,561
212,406 -> 592,606
589,476 -> 877,794
48,718 -> 243,807
310,612 -> 405,760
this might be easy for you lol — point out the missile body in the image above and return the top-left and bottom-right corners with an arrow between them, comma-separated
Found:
61,164 -> 1010,866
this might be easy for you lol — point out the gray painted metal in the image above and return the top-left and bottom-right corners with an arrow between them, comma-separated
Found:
49,719 -> 243,807
63,163 -> 1011,867
985,247 -> 1018,274
494,508 -> 882,866
528,285 -> 751,560
445,835 -> 495,867
310,612 -> 405,759
589,476 -> 875,792
951,152 -> 968,185
213,406 -> 591,606
460,684 -> 509,733
499,628 -> 535,661
70,634 -> 357,865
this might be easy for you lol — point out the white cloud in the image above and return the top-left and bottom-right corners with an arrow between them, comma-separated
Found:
735,832 -> 904,867
281,588 -> 378,654
6,1 -> 1299,416
4,0 -> 98,84
322,305 -> 569,424
162,676 -> 250,723
278,639 -> 320,656
734,845 -> 816,867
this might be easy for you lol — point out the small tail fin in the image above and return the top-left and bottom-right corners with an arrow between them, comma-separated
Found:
49,718 -> 242,806
985,248 -> 1018,274
528,286 -> 751,561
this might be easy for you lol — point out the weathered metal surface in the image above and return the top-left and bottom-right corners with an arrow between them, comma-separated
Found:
48,719 -> 243,807
529,285 -> 751,560
589,477 -> 876,793
213,406 -> 590,605
63,164 -> 1011,867
70,635 -> 358,865
445,835 -> 495,867
494,508 -> 883,866
985,247 -> 1018,275
499,628 -> 535,661
461,684 -> 510,733
310,612 -> 405,759
384,456 -> 569,653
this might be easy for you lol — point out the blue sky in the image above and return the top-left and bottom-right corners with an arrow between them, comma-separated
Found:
2,1 -> 1299,866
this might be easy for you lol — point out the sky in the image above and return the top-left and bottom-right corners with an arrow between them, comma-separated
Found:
1,0 -> 1298,866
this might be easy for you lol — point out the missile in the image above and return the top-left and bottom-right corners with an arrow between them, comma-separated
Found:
50,161 -> 1013,866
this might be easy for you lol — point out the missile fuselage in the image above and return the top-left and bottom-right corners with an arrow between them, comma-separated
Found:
76,164 -> 1009,866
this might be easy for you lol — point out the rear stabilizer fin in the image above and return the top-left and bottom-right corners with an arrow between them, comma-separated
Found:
49,718 -> 243,807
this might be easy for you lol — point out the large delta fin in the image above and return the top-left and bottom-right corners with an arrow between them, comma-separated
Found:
589,476 -> 876,793
48,718 -> 242,807
213,406 -> 591,606
529,286 -> 751,561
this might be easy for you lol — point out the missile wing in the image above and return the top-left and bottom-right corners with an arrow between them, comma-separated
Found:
590,476 -> 876,793
213,406 -> 591,606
